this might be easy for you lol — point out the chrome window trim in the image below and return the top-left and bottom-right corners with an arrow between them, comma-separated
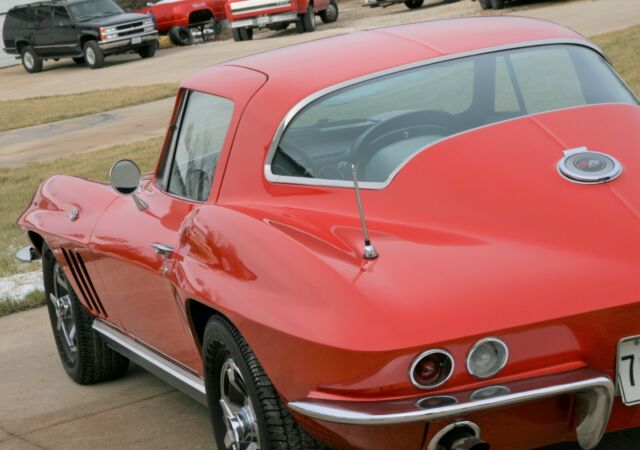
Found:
466,337 -> 509,379
263,38 -> 634,190
409,348 -> 455,390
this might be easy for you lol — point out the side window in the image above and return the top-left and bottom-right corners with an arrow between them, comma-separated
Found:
494,56 -> 521,114
508,47 -> 586,114
35,6 -> 53,28
52,7 -> 70,25
166,91 -> 234,202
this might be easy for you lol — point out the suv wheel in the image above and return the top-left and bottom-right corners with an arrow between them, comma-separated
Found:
21,46 -> 42,73
319,0 -> 338,23
137,41 -> 157,59
83,41 -> 104,69
490,0 -> 504,8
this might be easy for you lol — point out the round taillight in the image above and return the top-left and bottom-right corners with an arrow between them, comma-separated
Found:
467,337 -> 508,379
410,349 -> 454,389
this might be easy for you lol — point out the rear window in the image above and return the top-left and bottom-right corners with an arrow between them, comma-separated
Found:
270,44 -> 638,185
6,7 -> 35,28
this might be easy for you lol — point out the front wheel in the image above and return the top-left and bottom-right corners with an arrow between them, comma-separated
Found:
299,4 -> 316,32
83,41 -> 104,69
203,315 -> 325,450
319,0 -> 339,23
404,0 -> 424,8
490,0 -> 504,8
137,41 -> 157,59
479,0 -> 492,8
232,27 -> 253,41
43,244 -> 129,384
21,46 -> 42,73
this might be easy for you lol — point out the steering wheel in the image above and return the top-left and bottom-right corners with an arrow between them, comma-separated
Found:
273,141 -> 318,178
351,110 -> 460,179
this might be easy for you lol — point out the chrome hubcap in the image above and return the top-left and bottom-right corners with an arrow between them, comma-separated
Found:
219,359 -> 261,450
50,264 -> 77,353
86,48 -> 95,65
24,53 -> 34,69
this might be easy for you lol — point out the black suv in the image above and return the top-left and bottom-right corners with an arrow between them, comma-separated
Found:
2,0 -> 158,73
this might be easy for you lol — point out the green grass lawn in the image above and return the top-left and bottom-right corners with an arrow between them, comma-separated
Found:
0,84 -> 178,132
593,25 -> 640,95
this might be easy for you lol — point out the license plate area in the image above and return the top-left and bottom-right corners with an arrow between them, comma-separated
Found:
131,36 -> 142,44
617,336 -> 640,405
257,16 -> 269,25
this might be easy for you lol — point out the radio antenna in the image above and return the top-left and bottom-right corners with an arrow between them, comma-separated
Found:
351,164 -> 378,260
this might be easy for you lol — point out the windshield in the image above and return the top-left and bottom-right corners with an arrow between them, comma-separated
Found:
68,0 -> 124,21
271,44 -> 638,185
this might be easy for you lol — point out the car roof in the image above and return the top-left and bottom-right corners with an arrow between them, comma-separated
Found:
185,17 -> 596,102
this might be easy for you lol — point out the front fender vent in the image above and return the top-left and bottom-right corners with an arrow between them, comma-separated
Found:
61,248 -> 107,318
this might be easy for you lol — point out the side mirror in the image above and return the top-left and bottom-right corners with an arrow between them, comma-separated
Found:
109,160 -> 148,210
109,159 -> 141,195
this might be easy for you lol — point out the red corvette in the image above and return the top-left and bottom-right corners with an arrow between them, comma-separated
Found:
17,17 -> 640,450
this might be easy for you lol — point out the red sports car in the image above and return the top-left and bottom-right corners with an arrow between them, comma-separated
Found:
17,17 -> 640,450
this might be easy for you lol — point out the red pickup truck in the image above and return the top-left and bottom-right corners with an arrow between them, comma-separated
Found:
137,0 -> 226,45
225,0 -> 338,41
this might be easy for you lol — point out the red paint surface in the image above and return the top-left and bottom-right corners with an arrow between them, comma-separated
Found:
137,0 -> 226,33
17,19 -> 640,450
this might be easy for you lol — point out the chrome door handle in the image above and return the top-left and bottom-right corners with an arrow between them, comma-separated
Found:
149,242 -> 174,259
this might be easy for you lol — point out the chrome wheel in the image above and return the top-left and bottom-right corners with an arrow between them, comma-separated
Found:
85,47 -> 96,66
219,359 -> 261,450
50,263 -> 77,354
23,52 -> 34,69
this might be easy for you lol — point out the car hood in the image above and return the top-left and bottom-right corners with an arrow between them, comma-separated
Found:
262,103 -> 640,349
78,12 -> 150,28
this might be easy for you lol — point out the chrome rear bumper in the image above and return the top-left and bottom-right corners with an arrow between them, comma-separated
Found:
289,368 -> 614,450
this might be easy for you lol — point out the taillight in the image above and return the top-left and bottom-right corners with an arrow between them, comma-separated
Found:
410,349 -> 454,389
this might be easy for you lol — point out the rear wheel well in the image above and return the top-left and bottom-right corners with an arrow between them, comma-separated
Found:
188,9 -> 214,25
188,299 -> 225,350
16,40 -> 29,54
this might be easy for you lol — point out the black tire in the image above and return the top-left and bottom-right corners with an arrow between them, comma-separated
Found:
72,57 -> 85,64
43,244 -> 129,384
404,0 -> 423,8
21,46 -> 42,73
232,27 -> 244,42
83,41 -> 104,69
479,0 -> 492,8
137,41 -> 157,59
241,27 -> 253,40
301,4 -> 316,32
296,18 -> 306,33
490,0 -> 504,8
203,315 -> 325,450
169,26 -> 194,46
319,0 -> 338,23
